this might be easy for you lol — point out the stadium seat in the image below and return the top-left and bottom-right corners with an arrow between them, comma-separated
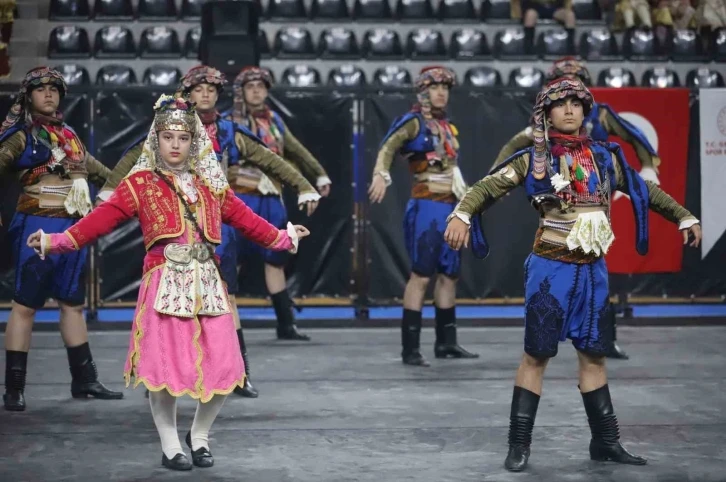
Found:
259,30 -> 271,58
373,66 -> 411,87
94,25 -> 136,58
642,68 -> 680,88
49,0 -> 91,20
623,28 -> 664,60
494,28 -> 533,59
394,0 -> 434,21
714,28 -> 726,62
450,29 -> 491,60
352,0 -> 393,21
670,29 -> 709,62
580,28 -> 620,60
508,67 -> 545,88
93,0 -> 134,20
464,66 -> 502,87
143,66 -> 182,86
53,64 -> 91,85
96,64 -> 137,85
139,26 -> 181,58
685,68 -> 725,88
571,0 -> 600,21
597,67 -> 637,87
180,0 -> 203,21
138,0 -> 177,20
280,65 -> 322,87
47,26 -> 91,58
319,28 -> 360,59
310,0 -> 349,19
362,29 -> 404,58
406,28 -> 447,59
267,0 -> 306,20
183,27 -> 200,58
480,0 -> 513,22
537,29 -> 572,59
328,65 -> 366,87
438,0 -> 475,22
273,27 -> 316,59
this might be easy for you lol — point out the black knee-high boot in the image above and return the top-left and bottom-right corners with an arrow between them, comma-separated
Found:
3,350 -> 27,411
434,306 -> 478,359
581,384 -> 647,465
233,328 -> 259,398
67,342 -> 123,400
271,290 -> 310,341
401,309 -> 429,366
504,386 -> 540,472
605,302 -> 629,360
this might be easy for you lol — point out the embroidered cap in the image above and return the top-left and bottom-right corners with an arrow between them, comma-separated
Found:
153,95 -> 198,133
530,77 -> 594,180
232,66 -> 274,124
546,56 -> 592,86
0,67 -> 68,137
414,66 -> 456,93
177,65 -> 227,95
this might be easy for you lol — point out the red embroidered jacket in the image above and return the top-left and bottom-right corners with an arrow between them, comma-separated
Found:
64,169 -> 282,252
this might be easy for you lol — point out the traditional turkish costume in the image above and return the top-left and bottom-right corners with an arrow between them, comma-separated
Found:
0,67 -> 121,411
450,78 -> 699,471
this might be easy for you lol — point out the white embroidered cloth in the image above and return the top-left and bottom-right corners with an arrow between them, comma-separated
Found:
153,257 -> 230,318
63,178 -> 93,217
565,211 -> 615,256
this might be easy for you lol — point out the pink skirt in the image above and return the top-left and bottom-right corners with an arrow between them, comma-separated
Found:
123,265 -> 245,402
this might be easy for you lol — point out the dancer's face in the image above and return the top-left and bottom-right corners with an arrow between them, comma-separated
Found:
29,84 -> 60,116
429,84 -> 449,109
547,97 -> 584,135
188,83 -> 219,112
243,80 -> 268,110
157,129 -> 192,167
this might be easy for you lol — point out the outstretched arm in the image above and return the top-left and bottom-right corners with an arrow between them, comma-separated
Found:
491,128 -> 533,172
30,180 -> 138,256
280,119 -> 331,194
601,105 -> 661,177
220,189 -> 308,253
97,141 -> 145,201
369,117 -> 418,203
85,152 -> 112,188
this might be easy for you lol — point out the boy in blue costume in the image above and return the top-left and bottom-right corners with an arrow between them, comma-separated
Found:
445,78 -> 701,471
98,66 -> 320,398
493,56 -> 665,360
369,66 -> 480,367
0,67 -> 123,411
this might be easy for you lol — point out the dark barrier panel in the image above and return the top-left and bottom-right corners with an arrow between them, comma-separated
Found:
0,92 -> 90,301
363,89 -> 540,301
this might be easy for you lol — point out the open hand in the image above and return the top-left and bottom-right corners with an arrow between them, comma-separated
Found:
682,223 -> 702,248
318,184 -> 331,197
299,200 -> 319,217
293,225 -> 310,239
368,175 -> 387,204
444,217 -> 470,251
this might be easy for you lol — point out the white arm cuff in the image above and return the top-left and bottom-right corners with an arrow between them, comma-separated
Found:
447,212 -> 471,226
639,166 -> 660,185
375,171 -> 392,187
38,229 -> 48,259
678,218 -> 699,230
286,222 -> 299,254
316,176 -> 332,188
298,191 -> 321,205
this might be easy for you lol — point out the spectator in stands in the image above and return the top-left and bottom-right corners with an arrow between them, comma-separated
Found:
695,0 -> 726,49
0,0 -> 15,77
512,0 -> 577,54
614,0 -> 654,29
653,0 -> 697,29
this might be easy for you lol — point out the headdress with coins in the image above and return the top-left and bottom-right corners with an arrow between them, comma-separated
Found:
232,66 -> 274,124
412,66 -> 456,119
545,56 -> 592,86
0,66 -> 68,136
529,77 -> 594,180
129,94 -> 229,196
176,65 -> 227,96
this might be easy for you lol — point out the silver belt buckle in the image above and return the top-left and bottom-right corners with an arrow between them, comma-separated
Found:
192,243 -> 212,263
163,244 -> 193,265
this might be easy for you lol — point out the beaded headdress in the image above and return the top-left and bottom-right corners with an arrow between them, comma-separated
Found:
232,66 -> 274,124
176,65 -> 227,96
546,56 -> 592,86
0,67 -> 68,136
413,66 -> 456,119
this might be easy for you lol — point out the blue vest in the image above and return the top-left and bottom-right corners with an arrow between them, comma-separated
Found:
379,112 -> 458,157
491,141 -> 650,256
0,123 -> 82,171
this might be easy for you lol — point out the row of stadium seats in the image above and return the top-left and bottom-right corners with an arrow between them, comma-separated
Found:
48,25 -> 726,62
50,0 -> 600,22
55,63 -> 726,88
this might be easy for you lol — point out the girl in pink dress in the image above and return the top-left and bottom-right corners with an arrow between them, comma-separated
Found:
27,95 -> 310,471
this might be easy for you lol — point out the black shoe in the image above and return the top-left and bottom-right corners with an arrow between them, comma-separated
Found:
276,325 -> 310,341
234,377 -> 259,398
4,350 -> 27,412
402,351 -> 430,367
582,384 -> 647,466
67,343 -> 124,400
434,306 -> 479,359
606,342 -> 629,360
186,431 -> 214,468
504,386 -> 540,472
504,445 -> 530,472
161,453 -> 193,471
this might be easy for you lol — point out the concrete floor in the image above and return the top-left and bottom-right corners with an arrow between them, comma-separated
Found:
0,327 -> 725,482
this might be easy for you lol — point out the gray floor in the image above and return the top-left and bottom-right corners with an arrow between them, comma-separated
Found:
1,326 -> 725,482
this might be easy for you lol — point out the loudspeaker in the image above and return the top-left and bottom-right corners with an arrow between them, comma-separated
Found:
201,0 -> 261,37
200,36 -> 259,76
